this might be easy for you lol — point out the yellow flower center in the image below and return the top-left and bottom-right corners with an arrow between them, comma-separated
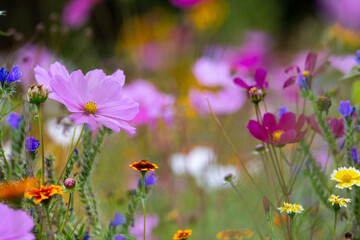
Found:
342,174 -> 353,183
84,101 -> 97,114
272,130 -> 284,142
302,70 -> 310,76
249,87 -> 258,93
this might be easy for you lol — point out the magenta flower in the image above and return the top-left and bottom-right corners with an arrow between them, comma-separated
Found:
247,112 -> 307,145
234,68 -> 268,92
0,203 -> 35,239
193,57 -> 232,87
37,62 -> 138,134
130,214 -> 159,240
62,0 -> 103,29
170,0 -> 207,8
306,114 -> 345,138
123,80 -> 175,128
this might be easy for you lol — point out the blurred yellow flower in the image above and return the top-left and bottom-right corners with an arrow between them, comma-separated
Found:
329,23 -> 360,48
190,0 -> 228,31
173,229 -> 192,239
331,167 -> 360,189
216,229 -> 253,239
328,194 -> 351,208
278,202 -> 304,214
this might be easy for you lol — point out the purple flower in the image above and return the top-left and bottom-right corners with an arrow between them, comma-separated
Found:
0,65 -> 22,86
297,73 -> 308,90
37,62 -> 139,134
338,101 -> 355,118
123,80 -> 175,129
247,112 -> 307,145
170,0 -> 207,8
356,50 -> 360,64
234,68 -> 268,92
110,211 -> 125,228
74,232 -> 90,240
138,172 -> 157,188
25,137 -> 40,152
277,106 -> 288,118
62,0 -> 103,29
0,68 -> 8,84
0,203 -> 35,239
307,115 -> 345,139
351,147 -> 358,164
114,235 -> 126,240
130,215 -> 159,240
7,112 -> 22,129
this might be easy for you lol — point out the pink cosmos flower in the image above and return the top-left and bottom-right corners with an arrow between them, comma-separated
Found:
0,203 -> 35,239
234,68 -> 268,92
122,80 -> 175,128
130,215 -> 159,240
62,0 -> 103,29
170,0 -> 208,8
306,114 -> 345,138
247,112 -> 307,145
15,44 -> 54,87
35,62 -> 138,134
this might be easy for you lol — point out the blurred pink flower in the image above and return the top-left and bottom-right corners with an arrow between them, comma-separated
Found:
189,87 -> 245,115
62,0 -> 103,29
319,0 -> 360,29
193,57 -> 232,87
0,203 -> 35,239
307,114 -> 345,138
130,214 -> 159,240
329,55 -> 356,74
36,62 -> 138,134
123,80 -> 175,128
15,44 -> 54,87
170,0 -> 208,9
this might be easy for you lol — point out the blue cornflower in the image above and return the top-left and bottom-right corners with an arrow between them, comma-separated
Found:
338,101 -> 355,118
277,106 -> 288,118
297,73 -> 308,90
7,112 -> 22,129
355,50 -> 360,65
74,148 -> 79,154
25,137 -> 40,152
74,232 -> 90,240
110,211 -> 125,228
138,171 -> 157,188
114,235 -> 126,240
351,147 -> 358,165
0,67 -> 8,85
7,65 -> 22,83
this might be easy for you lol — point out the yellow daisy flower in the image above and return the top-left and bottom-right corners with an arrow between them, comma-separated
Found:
328,194 -> 351,208
330,167 -> 360,189
277,202 -> 304,214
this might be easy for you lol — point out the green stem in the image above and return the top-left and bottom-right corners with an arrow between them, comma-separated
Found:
141,171 -> 146,240
333,211 -> 338,240
37,104 -> 45,185
1,150 -> 10,179
57,124 -> 85,184
58,193 -> 72,237
45,207 -> 55,240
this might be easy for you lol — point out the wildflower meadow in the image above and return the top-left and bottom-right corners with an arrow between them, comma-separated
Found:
2,0 -> 360,239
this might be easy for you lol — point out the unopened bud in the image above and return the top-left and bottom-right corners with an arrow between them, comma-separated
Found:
248,87 -> 263,103
345,232 -> 353,239
255,144 -> 264,152
316,96 -> 331,114
263,196 -> 270,213
64,178 -> 76,189
224,173 -> 234,182
27,84 -> 48,104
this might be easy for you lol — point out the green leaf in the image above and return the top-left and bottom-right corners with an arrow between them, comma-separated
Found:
353,81 -> 360,104
121,234 -> 138,240
0,30 -> 10,36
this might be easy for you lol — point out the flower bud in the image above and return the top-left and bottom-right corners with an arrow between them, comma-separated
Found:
224,173 -> 234,182
255,144 -> 264,152
64,178 -> 76,189
248,87 -> 263,103
316,96 -> 331,114
263,196 -> 270,213
27,84 -> 48,104
345,232 -> 353,239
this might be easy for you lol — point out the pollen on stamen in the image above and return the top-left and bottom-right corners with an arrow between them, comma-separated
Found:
84,101 -> 97,114
302,70 -> 310,76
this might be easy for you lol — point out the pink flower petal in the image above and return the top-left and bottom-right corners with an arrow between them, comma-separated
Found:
263,113 -> 277,134
278,112 -> 296,131
278,129 -> 296,145
247,120 -> 268,142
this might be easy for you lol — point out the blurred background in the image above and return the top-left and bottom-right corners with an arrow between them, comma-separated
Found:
1,0 -> 359,238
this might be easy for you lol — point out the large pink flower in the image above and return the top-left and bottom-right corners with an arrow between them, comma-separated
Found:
247,112 -> 307,145
0,203 -> 35,239
36,62 -> 138,134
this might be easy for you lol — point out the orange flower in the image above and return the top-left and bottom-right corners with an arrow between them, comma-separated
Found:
274,214 -> 288,227
216,229 -> 253,239
173,229 -> 192,240
129,160 -> 159,171
0,178 -> 38,200
24,185 -> 63,204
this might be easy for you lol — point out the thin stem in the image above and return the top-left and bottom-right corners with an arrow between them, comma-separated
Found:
37,104 -> 45,185
141,171 -> 146,240
333,211 -> 338,240
68,125 -> 77,154
57,124 -> 85,184
58,193 -> 72,237
1,150 -> 10,179
45,207 -> 55,240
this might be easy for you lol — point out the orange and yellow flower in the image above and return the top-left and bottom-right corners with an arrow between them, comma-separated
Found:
24,185 -> 63,204
0,178 -> 38,200
129,160 -> 159,171
173,229 -> 192,240
216,229 -> 253,239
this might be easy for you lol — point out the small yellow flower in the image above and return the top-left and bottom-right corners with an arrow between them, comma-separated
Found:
328,194 -> 351,208
277,202 -> 304,214
330,167 -> 360,189
173,229 -> 192,240
216,229 -> 253,239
